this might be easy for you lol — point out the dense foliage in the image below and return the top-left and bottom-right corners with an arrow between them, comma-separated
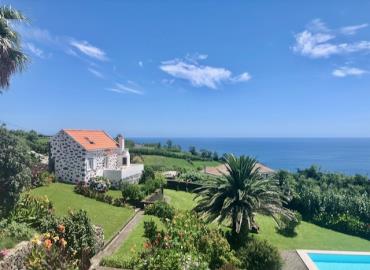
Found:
178,171 -> 217,183
0,126 -> 32,217
9,129 -> 50,155
10,193 -> 53,229
195,154 -> 294,237
134,212 -> 239,270
144,201 -> 175,220
237,238 -> 282,270
276,166 -> 370,239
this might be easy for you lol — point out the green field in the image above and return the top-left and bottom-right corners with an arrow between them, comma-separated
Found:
142,155 -> 220,170
30,183 -> 134,240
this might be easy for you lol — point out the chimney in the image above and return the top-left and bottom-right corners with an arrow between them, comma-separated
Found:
117,134 -> 125,151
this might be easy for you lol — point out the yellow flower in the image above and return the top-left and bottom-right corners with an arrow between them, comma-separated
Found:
53,236 -> 59,242
44,233 -> 51,239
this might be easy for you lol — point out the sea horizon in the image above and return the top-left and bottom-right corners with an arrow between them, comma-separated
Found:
131,137 -> 370,176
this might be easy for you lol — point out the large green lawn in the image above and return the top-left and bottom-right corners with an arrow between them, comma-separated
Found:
142,155 -> 220,170
164,189 -> 198,210
30,183 -> 134,241
255,215 -> 370,251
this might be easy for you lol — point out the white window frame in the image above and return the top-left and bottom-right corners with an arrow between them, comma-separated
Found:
103,157 -> 108,168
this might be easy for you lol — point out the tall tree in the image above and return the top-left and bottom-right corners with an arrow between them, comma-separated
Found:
0,125 -> 32,217
194,154 -> 294,235
0,5 -> 28,91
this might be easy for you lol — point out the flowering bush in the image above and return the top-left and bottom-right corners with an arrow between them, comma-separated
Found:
89,177 -> 111,193
26,233 -> 78,270
74,182 -> 115,205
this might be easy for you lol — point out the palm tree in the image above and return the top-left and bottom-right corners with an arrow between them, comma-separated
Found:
194,154 -> 294,235
0,5 -> 28,91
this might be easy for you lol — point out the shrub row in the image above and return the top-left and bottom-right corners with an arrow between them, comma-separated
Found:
166,180 -> 203,192
74,182 -> 126,207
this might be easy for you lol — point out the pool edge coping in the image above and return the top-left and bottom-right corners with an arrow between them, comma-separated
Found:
296,249 -> 370,270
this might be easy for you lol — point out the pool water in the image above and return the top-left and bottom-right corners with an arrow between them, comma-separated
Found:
309,253 -> 370,270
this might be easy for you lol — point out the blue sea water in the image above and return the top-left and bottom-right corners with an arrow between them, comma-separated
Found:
309,253 -> 370,270
131,138 -> 370,176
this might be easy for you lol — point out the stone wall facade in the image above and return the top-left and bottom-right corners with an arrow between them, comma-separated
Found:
50,130 -> 87,183
50,131 -> 121,184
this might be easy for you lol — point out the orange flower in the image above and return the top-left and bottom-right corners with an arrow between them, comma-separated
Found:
44,239 -> 52,250
59,238 -> 67,248
57,224 -> 65,233
143,242 -> 152,249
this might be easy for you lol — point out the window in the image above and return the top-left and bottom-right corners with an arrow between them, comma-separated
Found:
103,157 -> 108,168
122,157 -> 127,166
87,158 -> 94,171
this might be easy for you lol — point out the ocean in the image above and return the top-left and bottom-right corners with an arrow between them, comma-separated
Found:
131,138 -> 370,176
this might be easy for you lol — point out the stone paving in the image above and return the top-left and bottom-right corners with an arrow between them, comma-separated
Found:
281,250 -> 308,270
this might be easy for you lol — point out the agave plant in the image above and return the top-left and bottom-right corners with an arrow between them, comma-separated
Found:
194,154 -> 295,234
0,5 -> 28,91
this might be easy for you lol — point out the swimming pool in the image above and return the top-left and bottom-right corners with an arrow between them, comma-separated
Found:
297,250 -> 370,270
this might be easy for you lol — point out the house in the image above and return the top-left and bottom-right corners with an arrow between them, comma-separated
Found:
203,163 -> 275,179
50,129 -> 144,186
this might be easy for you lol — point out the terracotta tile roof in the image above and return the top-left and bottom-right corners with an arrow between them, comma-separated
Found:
204,163 -> 275,177
63,129 -> 119,151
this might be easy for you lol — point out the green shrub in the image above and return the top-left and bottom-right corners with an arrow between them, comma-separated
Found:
61,209 -> 97,258
145,201 -> 175,220
278,211 -> 302,236
89,176 -> 111,193
135,212 -> 238,270
237,238 -> 282,270
10,193 -> 53,229
0,221 -> 34,241
141,175 -> 166,196
143,220 -> 158,242
0,126 -> 32,218
140,166 -> 155,183
121,182 -> 145,201
113,198 -> 126,207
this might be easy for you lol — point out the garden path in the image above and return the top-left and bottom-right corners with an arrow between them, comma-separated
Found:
90,210 -> 144,270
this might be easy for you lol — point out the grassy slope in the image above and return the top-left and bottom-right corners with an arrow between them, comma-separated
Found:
255,215 -> 370,251
30,183 -> 134,240
102,215 -> 164,265
142,155 -> 220,170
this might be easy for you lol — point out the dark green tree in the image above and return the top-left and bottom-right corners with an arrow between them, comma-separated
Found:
0,125 -> 32,217
195,154 -> 294,235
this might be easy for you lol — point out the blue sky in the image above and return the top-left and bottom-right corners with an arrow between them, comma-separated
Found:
1,0 -> 370,137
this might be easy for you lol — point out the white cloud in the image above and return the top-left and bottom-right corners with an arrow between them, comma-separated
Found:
293,19 -> 370,58
307,18 -> 330,33
70,40 -> 107,61
87,68 -> 104,78
332,66 -> 367,77
24,42 -> 45,58
160,56 -> 251,89
138,61 -> 143,67
106,83 -> 143,95
340,24 -> 368,35
231,72 -> 252,82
